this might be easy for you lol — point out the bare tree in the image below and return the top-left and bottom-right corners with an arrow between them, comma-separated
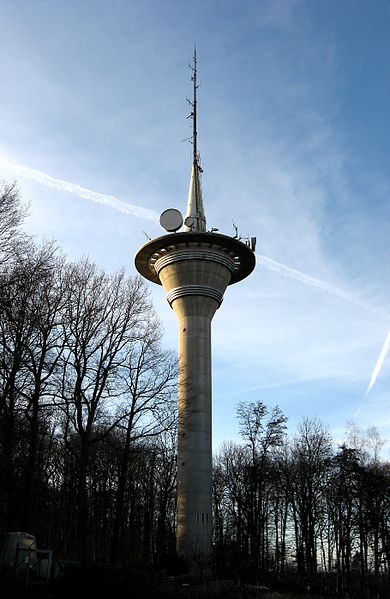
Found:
289,418 -> 332,579
236,400 -> 287,571
153,428 -> 178,561
213,441 -> 251,576
0,240 -> 61,528
56,259 -> 173,562
18,247 -> 66,530
109,331 -> 177,567
0,181 -> 28,269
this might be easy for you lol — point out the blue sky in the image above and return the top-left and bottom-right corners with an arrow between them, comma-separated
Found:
1,0 -> 389,454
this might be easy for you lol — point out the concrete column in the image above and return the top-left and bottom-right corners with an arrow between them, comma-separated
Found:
174,298 -> 218,562
156,258 -> 231,565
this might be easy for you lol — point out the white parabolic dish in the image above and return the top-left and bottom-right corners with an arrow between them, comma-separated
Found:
160,208 -> 183,232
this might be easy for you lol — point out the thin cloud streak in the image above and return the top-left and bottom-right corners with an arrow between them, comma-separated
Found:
366,329 -> 390,396
0,158 -> 159,222
239,377 -> 313,394
0,157 -> 387,321
257,254 -> 388,318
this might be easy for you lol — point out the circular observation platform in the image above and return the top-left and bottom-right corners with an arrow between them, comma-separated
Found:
135,231 -> 256,285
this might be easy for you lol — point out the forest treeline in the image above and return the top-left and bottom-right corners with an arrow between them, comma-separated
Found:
1,183 -> 389,595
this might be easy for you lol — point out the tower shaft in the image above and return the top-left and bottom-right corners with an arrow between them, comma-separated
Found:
177,309 -> 213,559
135,232 -> 255,566
156,247 -> 233,560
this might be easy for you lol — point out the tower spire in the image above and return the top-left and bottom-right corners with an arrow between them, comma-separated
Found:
184,46 -> 206,232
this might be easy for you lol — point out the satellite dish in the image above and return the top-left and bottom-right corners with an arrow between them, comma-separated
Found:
159,208 -> 183,233
184,216 -> 195,229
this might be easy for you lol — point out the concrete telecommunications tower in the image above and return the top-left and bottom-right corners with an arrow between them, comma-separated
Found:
135,50 -> 255,565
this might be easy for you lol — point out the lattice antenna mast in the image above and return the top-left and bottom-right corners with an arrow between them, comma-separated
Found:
192,47 -> 199,168
185,46 -> 206,232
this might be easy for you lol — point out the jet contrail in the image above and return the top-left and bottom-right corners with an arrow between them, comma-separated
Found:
366,329 -> 390,396
258,254 -> 390,403
256,253 -> 383,311
256,254 -> 355,301
0,157 -> 159,221
1,158 -> 387,321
